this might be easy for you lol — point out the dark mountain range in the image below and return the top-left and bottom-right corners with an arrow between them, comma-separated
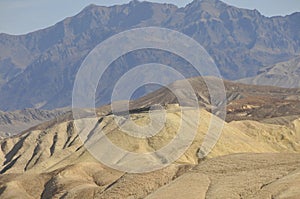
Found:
0,0 -> 299,111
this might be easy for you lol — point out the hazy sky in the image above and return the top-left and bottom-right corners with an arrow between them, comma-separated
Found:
0,0 -> 299,35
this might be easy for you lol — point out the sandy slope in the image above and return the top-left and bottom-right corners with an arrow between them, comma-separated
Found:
0,107 -> 284,174
147,153 -> 300,199
0,104 -> 299,198
1,153 -> 300,199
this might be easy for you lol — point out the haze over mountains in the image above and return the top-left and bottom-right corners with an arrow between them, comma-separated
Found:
239,56 -> 300,88
0,0 -> 299,111
0,109 -> 66,137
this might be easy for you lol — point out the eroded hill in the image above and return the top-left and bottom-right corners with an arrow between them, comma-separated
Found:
0,103 -> 300,198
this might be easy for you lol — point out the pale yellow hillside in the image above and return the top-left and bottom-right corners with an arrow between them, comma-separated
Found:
0,106 -> 300,198
0,106 -> 281,175
230,118 -> 300,153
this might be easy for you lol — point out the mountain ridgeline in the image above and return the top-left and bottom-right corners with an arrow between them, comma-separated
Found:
0,0 -> 299,111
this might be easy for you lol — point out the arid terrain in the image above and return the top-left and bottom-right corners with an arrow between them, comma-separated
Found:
0,78 -> 300,198
0,0 -> 299,198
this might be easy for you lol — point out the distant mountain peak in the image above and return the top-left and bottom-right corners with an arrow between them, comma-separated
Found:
189,0 -> 225,6
84,3 -> 99,9
201,0 -> 221,2
129,0 -> 141,5
186,0 -> 228,12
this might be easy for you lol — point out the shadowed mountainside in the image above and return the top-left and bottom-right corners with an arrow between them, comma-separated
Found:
129,77 -> 300,122
0,0 -> 299,110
